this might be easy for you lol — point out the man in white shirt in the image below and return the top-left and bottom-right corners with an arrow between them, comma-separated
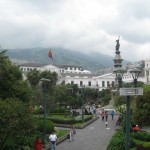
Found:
49,132 -> 57,150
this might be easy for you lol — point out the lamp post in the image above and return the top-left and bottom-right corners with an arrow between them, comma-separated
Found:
113,38 -> 142,150
125,68 -> 141,150
79,85 -> 85,120
129,68 -> 141,87
40,78 -> 50,145
113,67 -> 126,87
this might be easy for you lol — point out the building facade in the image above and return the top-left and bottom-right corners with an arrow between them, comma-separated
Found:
19,60 -> 149,91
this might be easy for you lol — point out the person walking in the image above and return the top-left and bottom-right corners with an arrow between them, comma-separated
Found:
69,125 -> 76,142
111,110 -> 115,120
101,110 -> 105,121
34,136 -> 43,150
116,114 -> 122,127
105,111 -> 108,121
49,132 -> 57,150
105,122 -> 108,128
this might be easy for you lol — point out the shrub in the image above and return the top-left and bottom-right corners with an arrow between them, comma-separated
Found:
107,131 -> 125,150
143,142 -> 150,148
136,142 -> 150,150
49,117 -> 75,124
33,108 -> 43,115
52,108 -> 66,113
133,131 -> 150,142
36,119 -> 54,134
75,115 -> 92,123
106,131 -> 135,150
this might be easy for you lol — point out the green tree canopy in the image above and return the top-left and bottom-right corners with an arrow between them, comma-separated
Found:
0,99 -> 34,149
132,84 -> 150,126
0,50 -> 32,102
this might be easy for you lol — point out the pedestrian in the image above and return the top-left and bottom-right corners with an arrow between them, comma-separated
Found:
105,122 -> 108,128
89,107 -> 90,113
49,131 -> 57,150
69,125 -> 76,142
111,110 -> 115,120
101,110 -> 105,121
105,111 -> 108,121
116,114 -> 122,127
93,107 -> 96,115
34,136 -> 43,150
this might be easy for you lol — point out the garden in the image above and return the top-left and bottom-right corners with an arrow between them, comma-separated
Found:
0,50 -> 101,149
106,83 -> 150,150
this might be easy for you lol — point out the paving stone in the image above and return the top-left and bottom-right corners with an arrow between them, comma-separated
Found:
56,115 -> 118,150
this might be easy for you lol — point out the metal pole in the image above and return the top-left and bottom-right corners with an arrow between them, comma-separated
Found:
43,90 -> 47,145
126,95 -> 130,150
81,88 -> 84,120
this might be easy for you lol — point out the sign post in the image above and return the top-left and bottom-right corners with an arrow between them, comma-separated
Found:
119,88 -> 143,96
119,87 -> 143,150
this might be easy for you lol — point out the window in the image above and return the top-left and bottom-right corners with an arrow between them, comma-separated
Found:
107,81 -> 109,87
102,81 -> 105,87
112,81 -> 114,87
71,81 -> 74,84
146,70 -> 149,76
88,81 -> 91,86
80,81 -> 83,86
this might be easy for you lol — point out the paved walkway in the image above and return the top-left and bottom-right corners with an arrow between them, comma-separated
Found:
56,115 -> 118,150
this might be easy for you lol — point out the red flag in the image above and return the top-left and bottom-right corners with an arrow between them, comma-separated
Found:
48,49 -> 53,60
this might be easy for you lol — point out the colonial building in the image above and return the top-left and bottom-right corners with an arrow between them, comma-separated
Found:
19,63 -> 115,91
19,59 -> 149,91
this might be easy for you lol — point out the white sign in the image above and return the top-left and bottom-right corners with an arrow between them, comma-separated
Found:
119,88 -> 143,96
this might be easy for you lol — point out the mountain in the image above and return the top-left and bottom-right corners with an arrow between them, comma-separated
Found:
6,47 -> 117,71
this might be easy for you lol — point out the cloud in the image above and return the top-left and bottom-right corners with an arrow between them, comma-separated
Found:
0,0 -> 150,61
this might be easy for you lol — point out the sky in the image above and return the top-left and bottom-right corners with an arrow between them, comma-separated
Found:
0,0 -> 150,61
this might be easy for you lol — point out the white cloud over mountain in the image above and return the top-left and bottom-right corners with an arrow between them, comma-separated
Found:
0,0 -> 150,61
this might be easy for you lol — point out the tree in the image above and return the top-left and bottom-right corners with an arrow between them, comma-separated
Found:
98,89 -> 111,106
0,99 -> 34,149
27,70 -> 40,106
40,71 -> 58,90
132,85 -> 150,126
27,69 -> 40,87
0,50 -> 32,102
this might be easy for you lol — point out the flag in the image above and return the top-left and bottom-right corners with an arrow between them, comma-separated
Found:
48,49 -> 53,60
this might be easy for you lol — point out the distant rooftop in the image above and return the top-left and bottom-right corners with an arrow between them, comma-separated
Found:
19,63 -> 46,67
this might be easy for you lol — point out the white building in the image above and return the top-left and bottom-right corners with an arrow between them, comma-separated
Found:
19,63 -> 91,75
59,73 -> 115,91
144,60 -> 150,83
19,63 -> 114,91
19,60 -> 150,91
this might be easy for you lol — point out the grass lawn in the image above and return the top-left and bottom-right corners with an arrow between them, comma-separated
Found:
55,129 -> 69,138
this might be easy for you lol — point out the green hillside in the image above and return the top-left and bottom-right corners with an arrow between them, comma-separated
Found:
6,47 -> 115,70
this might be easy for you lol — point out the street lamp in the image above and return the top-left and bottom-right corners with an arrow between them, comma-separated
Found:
129,68 -> 141,87
113,67 -> 126,87
125,68 -> 141,150
40,78 -> 50,145
79,85 -> 85,120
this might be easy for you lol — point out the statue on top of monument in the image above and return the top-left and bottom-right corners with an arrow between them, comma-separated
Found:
115,36 -> 120,52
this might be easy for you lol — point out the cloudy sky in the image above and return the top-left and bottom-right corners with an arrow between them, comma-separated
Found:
0,0 -> 150,61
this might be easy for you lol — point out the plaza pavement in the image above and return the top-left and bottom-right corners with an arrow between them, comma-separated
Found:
56,114 -> 118,150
